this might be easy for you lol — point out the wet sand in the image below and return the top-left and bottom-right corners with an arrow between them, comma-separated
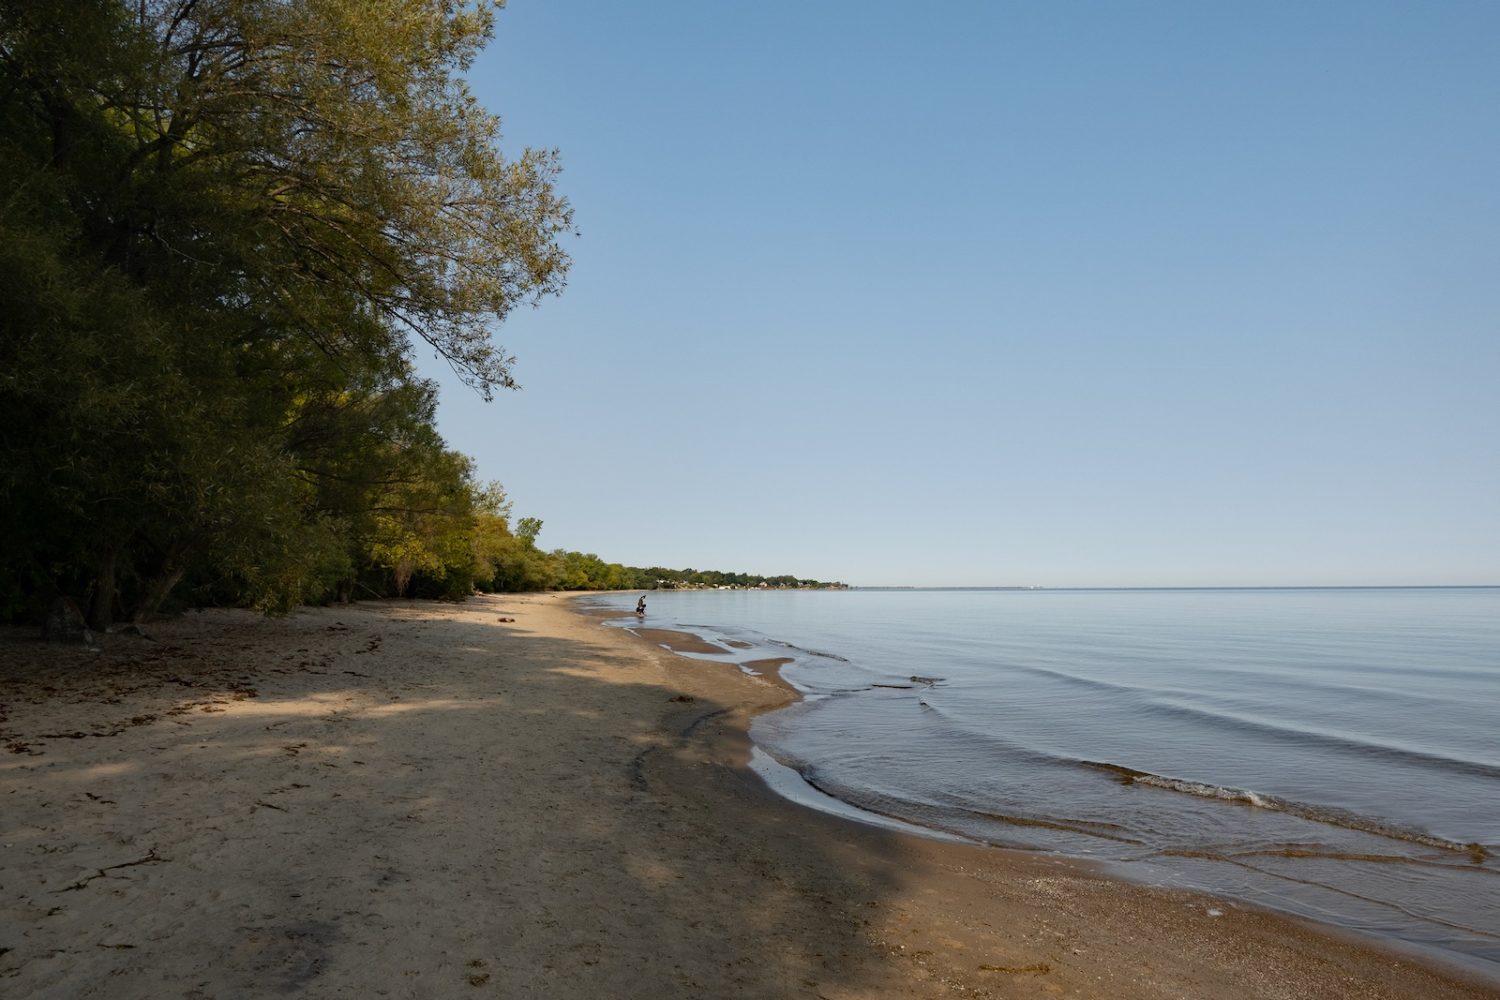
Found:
1,594 -> 1494,998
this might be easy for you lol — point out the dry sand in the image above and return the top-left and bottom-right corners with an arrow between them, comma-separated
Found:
2,594 -> 1495,999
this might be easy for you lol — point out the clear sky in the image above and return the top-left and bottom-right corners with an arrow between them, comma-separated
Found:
415,1 -> 1499,588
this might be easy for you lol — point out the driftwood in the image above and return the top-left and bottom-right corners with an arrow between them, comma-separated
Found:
54,850 -> 168,893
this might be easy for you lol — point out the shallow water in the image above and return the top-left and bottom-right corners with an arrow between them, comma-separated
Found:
593,587 -> 1500,978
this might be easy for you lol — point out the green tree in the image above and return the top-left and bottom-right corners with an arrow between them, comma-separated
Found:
516,517 -> 543,546
0,0 -> 572,621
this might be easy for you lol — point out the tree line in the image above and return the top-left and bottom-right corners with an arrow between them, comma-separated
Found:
0,2 -> 834,627
522,554 -> 846,593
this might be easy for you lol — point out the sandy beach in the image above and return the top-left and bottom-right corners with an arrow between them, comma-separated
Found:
2,594 -> 1494,999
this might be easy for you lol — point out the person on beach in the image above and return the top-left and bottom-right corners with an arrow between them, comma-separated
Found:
635,595 -> 647,616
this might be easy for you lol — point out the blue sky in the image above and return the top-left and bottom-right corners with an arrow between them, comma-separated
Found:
416,1 -> 1499,587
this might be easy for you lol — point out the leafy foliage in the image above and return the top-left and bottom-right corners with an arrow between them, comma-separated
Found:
0,0 -> 570,623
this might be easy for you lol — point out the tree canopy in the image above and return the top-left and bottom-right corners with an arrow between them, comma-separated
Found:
1,0 -> 571,623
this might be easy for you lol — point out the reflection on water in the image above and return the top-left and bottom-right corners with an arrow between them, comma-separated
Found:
593,587 -> 1500,978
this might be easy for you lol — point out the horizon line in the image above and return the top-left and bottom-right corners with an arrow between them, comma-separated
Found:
843,584 -> 1500,592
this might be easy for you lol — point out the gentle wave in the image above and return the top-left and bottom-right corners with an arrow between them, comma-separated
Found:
790,684 -> 1496,861
791,762 -> 1148,849
969,659 -> 1500,783
764,638 -> 851,663
998,656 -> 1489,711
1131,697 -> 1500,782
1079,761 -> 1490,860
989,659 -> 1157,698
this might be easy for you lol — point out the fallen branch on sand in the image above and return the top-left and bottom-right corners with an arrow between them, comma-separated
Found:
55,849 -> 168,892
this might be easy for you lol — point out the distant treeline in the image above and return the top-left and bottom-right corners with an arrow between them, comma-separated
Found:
0,3 -> 833,626
534,558 -> 846,593
374,523 -> 843,598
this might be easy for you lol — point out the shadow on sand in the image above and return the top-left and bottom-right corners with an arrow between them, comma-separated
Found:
1,597 -> 924,998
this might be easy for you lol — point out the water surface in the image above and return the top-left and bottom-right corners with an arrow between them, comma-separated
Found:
593,587 -> 1500,978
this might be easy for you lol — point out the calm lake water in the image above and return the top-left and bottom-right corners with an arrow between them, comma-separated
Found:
591,587 -> 1500,978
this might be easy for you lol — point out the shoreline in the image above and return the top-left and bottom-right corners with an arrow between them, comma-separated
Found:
1,594 -> 1494,997
586,594 -> 1500,991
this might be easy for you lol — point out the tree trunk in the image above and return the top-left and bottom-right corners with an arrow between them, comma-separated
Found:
132,547 -> 191,623
89,548 -> 118,631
